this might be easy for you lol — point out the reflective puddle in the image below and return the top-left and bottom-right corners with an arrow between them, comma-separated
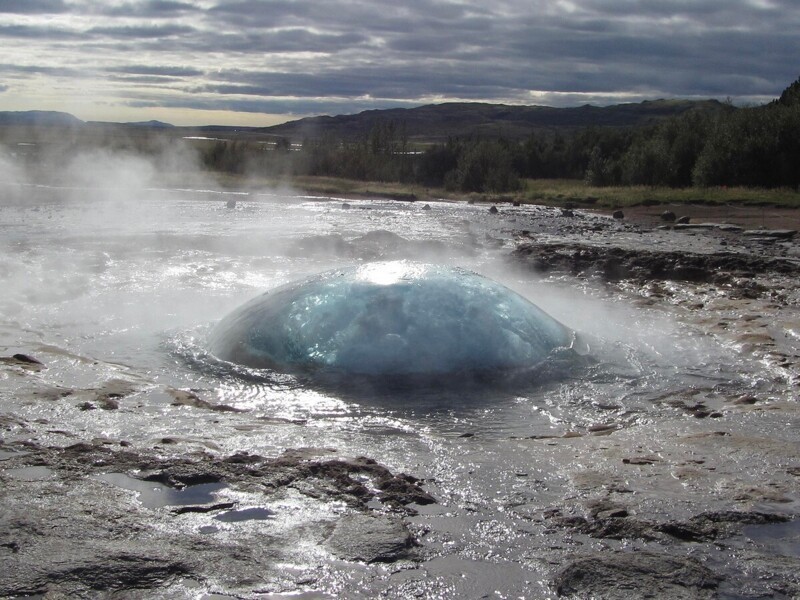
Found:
96,472 -> 227,509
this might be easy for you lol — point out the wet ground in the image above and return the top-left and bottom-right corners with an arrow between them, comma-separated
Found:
1,185 -> 799,599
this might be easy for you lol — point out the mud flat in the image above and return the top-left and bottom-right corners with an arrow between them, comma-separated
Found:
1,198 -> 799,599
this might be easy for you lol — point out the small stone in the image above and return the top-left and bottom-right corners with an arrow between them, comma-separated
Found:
676,215 -> 690,224
488,206 -> 499,214
733,395 -> 758,405
612,210 -> 624,219
622,456 -> 660,465
661,210 -> 676,222
12,353 -> 44,366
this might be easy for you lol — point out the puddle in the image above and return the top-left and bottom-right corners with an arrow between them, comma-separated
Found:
214,507 -> 275,522
0,449 -> 29,461
742,519 -> 800,557
96,473 -> 227,509
6,466 -> 54,481
199,525 -> 220,535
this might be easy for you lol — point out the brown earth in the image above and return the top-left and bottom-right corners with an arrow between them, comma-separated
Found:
605,203 -> 800,230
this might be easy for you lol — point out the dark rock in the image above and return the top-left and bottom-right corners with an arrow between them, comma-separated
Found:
513,242 -> 800,285
325,514 -> 414,563
612,210 -> 624,219
12,354 -> 44,366
91,380 -> 137,410
622,456 -> 660,465
171,502 -> 236,515
661,210 -> 677,222
733,395 -> 758,405
489,206 -> 499,214
676,215 -> 691,224
553,552 -> 722,599
422,204 -> 431,210
167,387 -> 244,413
743,229 -> 796,239
341,202 -> 351,209
226,199 -> 236,209
0,354 -> 46,371
512,201 -> 521,207
561,209 -> 575,218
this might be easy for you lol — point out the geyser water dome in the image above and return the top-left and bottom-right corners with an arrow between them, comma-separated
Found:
209,261 -> 575,378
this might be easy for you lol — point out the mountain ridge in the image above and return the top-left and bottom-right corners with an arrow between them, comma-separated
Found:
256,99 -> 730,141
0,99 -> 729,140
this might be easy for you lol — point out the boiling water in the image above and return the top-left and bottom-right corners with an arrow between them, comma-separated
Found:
1,182 -> 789,597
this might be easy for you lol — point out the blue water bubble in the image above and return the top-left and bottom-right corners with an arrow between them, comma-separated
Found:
209,261 -> 574,378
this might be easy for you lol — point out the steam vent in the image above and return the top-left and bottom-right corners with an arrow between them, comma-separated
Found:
209,261 -> 573,377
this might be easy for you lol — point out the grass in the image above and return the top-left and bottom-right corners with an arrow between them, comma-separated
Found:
520,179 -> 800,209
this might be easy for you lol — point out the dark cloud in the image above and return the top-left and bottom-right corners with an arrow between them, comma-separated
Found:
0,24 -> 80,39
101,1 -> 196,17
0,0 -> 68,14
0,0 -> 798,121
88,24 -> 196,38
0,63 -> 86,77
105,65 -> 204,77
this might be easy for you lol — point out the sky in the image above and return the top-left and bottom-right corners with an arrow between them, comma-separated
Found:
0,0 -> 798,127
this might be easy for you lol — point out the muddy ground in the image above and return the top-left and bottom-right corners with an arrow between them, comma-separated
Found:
1,201 -> 799,599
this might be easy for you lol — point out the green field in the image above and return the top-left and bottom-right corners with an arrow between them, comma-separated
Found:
520,179 -> 800,209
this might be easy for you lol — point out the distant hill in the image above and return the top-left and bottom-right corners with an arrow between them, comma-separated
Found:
87,119 -> 176,129
0,110 -> 84,127
0,99 -> 731,141
259,99 -> 730,142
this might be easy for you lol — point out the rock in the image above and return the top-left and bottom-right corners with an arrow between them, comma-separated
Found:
561,209 -> 575,218
341,202 -> 351,209
12,353 -> 44,366
0,354 -> 46,371
676,215 -> 691,224
622,455 -> 661,465
325,514 -> 414,563
512,201 -> 521,207
489,206 -> 499,214
743,229 -> 796,239
661,210 -> 677,222
422,204 -> 431,210
89,379 -> 138,410
166,387 -> 244,413
553,552 -> 722,599
226,199 -> 236,209
612,210 -> 624,219
513,241 -> 800,284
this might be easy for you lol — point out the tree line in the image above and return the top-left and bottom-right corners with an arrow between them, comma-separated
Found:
200,77 -> 800,192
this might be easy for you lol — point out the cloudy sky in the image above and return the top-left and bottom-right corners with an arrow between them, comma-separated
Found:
0,0 -> 798,126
